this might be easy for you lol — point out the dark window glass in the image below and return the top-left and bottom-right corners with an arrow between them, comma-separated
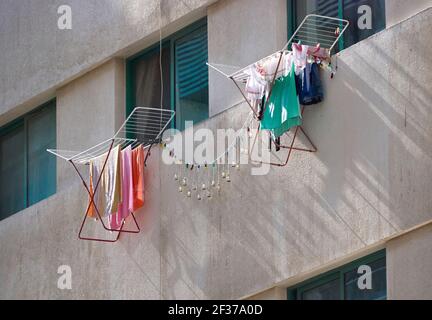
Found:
174,24 -> 209,131
293,0 -> 386,50
130,46 -> 171,142
296,0 -> 339,21
0,101 -> 56,220
133,46 -> 171,110
342,0 -> 386,48
288,251 -> 387,300
0,125 -> 26,219
127,19 -> 208,132
301,278 -> 340,300
27,103 -> 57,206
344,257 -> 387,300
294,0 -> 340,51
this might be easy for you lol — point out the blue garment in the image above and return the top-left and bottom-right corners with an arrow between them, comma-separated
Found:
296,62 -> 324,105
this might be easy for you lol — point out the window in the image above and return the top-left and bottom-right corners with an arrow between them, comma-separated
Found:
0,100 -> 56,221
126,18 -> 208,132
287,250 -> 387,300
288,0 -> 386,51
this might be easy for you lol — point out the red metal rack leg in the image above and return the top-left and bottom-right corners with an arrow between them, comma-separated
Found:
260,51 -> 284,116
231,51 -> 284,121
279,125 -> 300,167
269,106 -> 317,153
271,126 -> 317,153
299,126 -> 318,153
249,123 -> 301,167
232,79 -> 260,119
248,122 -> 285,167
70,140 -> 140,242
128,212 -> 140,233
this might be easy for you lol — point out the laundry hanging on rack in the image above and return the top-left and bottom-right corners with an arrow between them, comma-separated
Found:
88,144 -> 145,227
296,62 -> 324,105
245,66 -> 266,101
205,14 -> 349,167
292,43 -> 326,106
245,52 -> 293,120
89,145 -> 122,218
131,145 -> 145,211
109,145 -> 133,230
261,62 -> 302,138
258,51 -> 293,81
293,43 -> 330,70
307,44 -> 330,60
241,43 -> 326,140
245,65 -> 267,119
292,43 -> 309,75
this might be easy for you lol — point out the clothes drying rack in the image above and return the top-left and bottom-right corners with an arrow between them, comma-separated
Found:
48,107 -> 175,242
207,14 -> 349,166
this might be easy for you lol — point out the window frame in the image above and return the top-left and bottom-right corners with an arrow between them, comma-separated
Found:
126,17 -> 208,131
0,99 -> 56,219
287,250 -> 386,300
287,0 -> 386,51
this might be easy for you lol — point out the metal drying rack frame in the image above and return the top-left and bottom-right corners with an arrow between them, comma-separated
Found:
48,107 -> 175,242
207,14 -> 349,167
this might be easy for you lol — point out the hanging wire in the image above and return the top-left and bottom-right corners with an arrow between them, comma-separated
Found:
158,1 -> 164,300
207,15 -> 349,84
168,111 -> 253,168
159,2 -> 164,133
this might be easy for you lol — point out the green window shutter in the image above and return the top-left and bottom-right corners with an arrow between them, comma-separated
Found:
126,18 -> 208,131
317,0 -> 340,17
27,101 -> 56,206
175,25 -> 208,99
0,123 -> 26,220
287,250 -> 387,300
0,100 -> 56,220
342,0 -> 386,49
174,23 -> 209,131
344,256 -> 386,300
290,0 -> 386,51
299,274 -> 341,300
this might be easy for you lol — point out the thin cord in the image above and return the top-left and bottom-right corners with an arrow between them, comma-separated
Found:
168,111 -> 253,167
158,0 -> 163,301
159,2 -> 164,134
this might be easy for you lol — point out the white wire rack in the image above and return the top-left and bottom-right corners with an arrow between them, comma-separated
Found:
283,14 -> 349,51
206,14 -> 349,167
46,107 -> 175,242
207,14 -> 349,84
48,107 -> 175,165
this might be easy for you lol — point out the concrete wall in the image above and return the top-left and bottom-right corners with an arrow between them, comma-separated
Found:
1,0 -> 432,300
0,0 -> 216,126
387,224 -> 432,299
162,4 -> 432,297
2,0 -> 430,124
386,0 -> 432,27
246,287 -> 287,300
0,154 -> 163,299
56,59 -> 125,191
208,0 -> 287,116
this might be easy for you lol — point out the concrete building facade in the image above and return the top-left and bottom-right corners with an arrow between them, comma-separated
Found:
0,0 -> 432,299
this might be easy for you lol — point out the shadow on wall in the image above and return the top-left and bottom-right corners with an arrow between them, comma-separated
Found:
4,7 -> 432,300
151,12 -> 432,299
66,11 -> 432,300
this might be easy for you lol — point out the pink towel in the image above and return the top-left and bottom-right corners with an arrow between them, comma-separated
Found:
109,145 -> 133,230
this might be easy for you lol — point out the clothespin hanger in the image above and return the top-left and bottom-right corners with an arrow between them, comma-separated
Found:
144,142 -> 155,167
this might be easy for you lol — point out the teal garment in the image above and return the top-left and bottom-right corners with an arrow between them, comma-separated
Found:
261,63 -> 302,138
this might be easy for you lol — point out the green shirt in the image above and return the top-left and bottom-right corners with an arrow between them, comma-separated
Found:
261,63 -> 302,138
